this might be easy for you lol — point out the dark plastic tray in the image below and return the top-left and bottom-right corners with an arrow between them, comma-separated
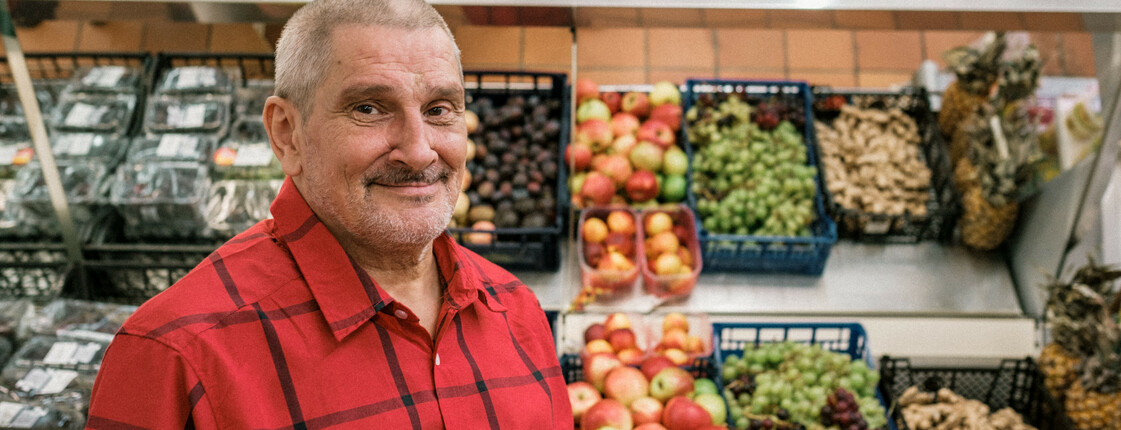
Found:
811,87 -> 959,243
682,79 -> 837,275
878,356 -> 1071,430
446,70 -> 568,272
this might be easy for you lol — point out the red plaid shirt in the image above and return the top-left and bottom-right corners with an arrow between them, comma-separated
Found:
87,178 -> 571,429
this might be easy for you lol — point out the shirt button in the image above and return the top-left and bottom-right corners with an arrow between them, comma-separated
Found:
435,353 -> 441,366
394,309 -> 408,319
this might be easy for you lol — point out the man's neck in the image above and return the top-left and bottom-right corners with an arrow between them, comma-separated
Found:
344,238 -> 445,337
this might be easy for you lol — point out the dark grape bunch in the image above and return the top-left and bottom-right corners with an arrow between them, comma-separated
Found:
820,388 -> 880,430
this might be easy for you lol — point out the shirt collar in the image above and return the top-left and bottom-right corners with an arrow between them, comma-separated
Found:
270,178 -> 505,342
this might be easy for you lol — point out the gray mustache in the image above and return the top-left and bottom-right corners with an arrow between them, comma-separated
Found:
366,165 -> 452,186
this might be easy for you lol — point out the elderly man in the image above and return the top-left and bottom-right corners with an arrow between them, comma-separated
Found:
85,0 -> 571,427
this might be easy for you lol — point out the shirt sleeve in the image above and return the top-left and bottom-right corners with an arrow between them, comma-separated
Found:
87,334 -> 212,429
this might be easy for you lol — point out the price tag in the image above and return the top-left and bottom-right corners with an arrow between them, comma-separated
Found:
9,407 -> 46,428
175,68 -> 201,90
14,368 -> 49,393
72,342 -> 101,364
57,134 -> 94,157
38,369 -> 78,395
56,328 -> 115,344
157,135 -> 199,159
167,104 -> 206,129
84,66 -> 126,88
0,403 -> 22,426
198,68 -> 218,87
41,341 -> 78,365
0,147 -> 15,166
233,145 -> 274,167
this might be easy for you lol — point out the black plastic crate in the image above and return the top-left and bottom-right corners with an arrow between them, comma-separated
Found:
447,70 -> 568,271
0,241 -> 72,304
152,52 -> 275,87
682,79 -> 837,275
878,356 -> 1071,430
811,87 -> 959,243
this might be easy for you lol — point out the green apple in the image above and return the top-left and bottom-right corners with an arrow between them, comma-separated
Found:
662,146 -> 688,176
577,99 -> 612,124
693,392 -> 727,425
694,378 -> 718,396
660,175 -> 687,202
649,81 -> 681,107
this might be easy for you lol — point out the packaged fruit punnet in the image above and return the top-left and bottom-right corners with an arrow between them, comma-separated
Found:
682,79 -> 837,275
577,206 -> 641,297
446,71 -> 567,271
713,322 -> 889,430
638,205 -> 702,299
647,312 -> 712,363
570,312 -> 651,365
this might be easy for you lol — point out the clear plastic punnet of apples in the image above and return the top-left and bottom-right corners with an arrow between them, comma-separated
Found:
566,79 -> 689,210
578,206 -> 642,297
570,312 -> 725,430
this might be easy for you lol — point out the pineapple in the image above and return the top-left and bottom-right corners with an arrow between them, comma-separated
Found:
941,32 -> 1006,163
954,103 -> 1039,250
1041,261 -> 1121,429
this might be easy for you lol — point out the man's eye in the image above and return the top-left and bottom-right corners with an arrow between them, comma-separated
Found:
355,104 -> 377,114
427,106 -> 449,116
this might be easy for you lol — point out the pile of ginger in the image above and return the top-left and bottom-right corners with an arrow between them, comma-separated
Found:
898,386 -> 1036,430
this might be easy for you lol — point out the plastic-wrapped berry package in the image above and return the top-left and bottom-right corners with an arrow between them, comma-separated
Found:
0,300 -> 31,365
126,134 -> 216,164
155,66 -> 237,96
205,179 -> 281,239
211,119 -> 280,180
69,66 -> 144,94
9,161 -> 109,237
49,92 -> 137,136
234,84 -> 273,119
21,299 -> 136,344
0,82 -> 66,117
109,162 -> 210,240
0,398 -> 85,430
9,336 -> 107,373
143,95 -> 231,137
49,133 -> 128,165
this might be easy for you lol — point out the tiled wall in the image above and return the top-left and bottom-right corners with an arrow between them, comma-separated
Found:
0,10 -> 1099,89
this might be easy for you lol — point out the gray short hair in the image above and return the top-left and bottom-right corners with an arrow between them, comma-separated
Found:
274,0 -> 460,115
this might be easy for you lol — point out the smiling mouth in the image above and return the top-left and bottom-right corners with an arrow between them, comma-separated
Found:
365,165 -> 452,189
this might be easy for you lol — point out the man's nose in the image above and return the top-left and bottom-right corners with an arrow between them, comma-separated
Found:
388,111 -> 439,171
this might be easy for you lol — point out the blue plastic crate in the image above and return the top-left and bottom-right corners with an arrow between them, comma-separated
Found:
712,322 -> 892,429
682,79 -> 838,275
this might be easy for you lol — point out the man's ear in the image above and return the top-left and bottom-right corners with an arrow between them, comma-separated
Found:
263,96 -> 304,177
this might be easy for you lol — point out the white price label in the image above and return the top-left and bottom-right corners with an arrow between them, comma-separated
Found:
233,145 -> 274,167
157,135 -> 199,158
39,369 -> 78,395
41,342 -> 78,365
9,407 -> 46,428
84,66 -> 127,88
56,328 -> 115,344
14,368 -> 49,393
64,103 -> 95,127
57,134 -> 94,156
175,68 -> 201,90
0,146 -> 18,166
167,104 -> 207,129
72,342 -> 101,364
0,403 -> 22,426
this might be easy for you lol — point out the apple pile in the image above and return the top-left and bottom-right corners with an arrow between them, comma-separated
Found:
453,92 -> 563,244
650,312 -> 710,363
571,356 -> 728,430
640,208 -> 701,299
567,79 -> 689,208
580,209 -> 640,294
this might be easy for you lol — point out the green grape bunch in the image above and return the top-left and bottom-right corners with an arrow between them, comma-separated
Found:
720,342 -> 888,430
686,93 -> 818,237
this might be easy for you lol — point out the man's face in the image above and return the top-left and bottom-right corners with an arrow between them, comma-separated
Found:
297,25 -> 466,249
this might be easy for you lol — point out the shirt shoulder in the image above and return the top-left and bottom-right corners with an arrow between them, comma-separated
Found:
118,220 -> 304,347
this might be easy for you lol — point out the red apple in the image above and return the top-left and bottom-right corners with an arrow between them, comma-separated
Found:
640,355 -> 675,381
672,224 -> 692,246
603,232 -> 635,258
596,154 -> 633,187
645,213 -> 675,237
636,120 -> 676,149
675,246 -> 693,271
649,367 -> 694,402
603,366 -> 649,407
663,396 -> 713,430
662,348 -> 690,366
611,134 -> 639,157
606,211 -> 636,235
660,329 -> 688,351
601,91 -> 622,114
629,396 -> 664,425
635,424 -> 668,430
577,119 -> 614,152
662,313 -> 689,334
584,352 -> 623,392
598,251 -> 636,273
621,91 -> 651,118
581,172 -> 616,206
567,382 -> 602,423
585,339 -> 615,356
582,399 -> 633,430
607,328 -> 638,352
628,141 -> 664,173
617,348 -> 644,366
576,78 -> 600,104
584,323 -> 607,343
565,143 -> 593,171
611,112 -> 641,137
625,170 -> 659,202
685,335 -> 705,354
584,241 -> 605,267
603,313 -> 632,333
649,103 -> 683,131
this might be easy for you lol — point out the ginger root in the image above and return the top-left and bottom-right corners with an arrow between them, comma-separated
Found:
899,386 -> 1037,430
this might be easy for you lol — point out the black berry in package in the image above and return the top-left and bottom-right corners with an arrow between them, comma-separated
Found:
0,398 -> 85,430
205,179 -> 281,239
69,66 -> 144,94
155,66 -> 237,95
22,299 -> 136,344
9,336 -> 106,373
49,92 -> 136,136
49,133 -> 127,164
212,118 -> 281,180
126,134 -> 216,164
109,162 -> 210,239
143,95 -> 231,136
9,162 -> 109,236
